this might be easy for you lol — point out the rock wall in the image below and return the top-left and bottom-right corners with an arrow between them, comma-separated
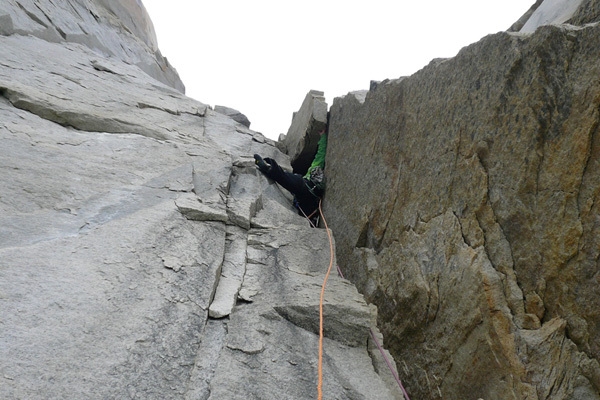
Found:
323,4 -> 600,399
0,1 -> 402,399
8,0 -> 600,398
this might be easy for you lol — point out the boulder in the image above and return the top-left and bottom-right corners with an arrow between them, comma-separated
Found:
282,89 -> 328,174
214,105 -> 251,128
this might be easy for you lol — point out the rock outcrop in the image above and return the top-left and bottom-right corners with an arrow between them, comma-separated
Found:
0,1 -> 401,399
323,1 -> 600,399
214,105 -> 251,128
281,90 -> 329,174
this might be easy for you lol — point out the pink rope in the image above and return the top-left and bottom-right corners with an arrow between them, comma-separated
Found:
297,204 -> 318,228
369,328 -> 411,400
334,265 -> 410,399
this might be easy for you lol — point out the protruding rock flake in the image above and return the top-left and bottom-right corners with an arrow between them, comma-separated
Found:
214,105 -> 251,128
175,193 -> 228,223
208,225 -> 248,318
282,89 -> 329,174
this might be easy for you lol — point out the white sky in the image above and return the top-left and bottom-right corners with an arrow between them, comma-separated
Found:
142,1 -> 533,140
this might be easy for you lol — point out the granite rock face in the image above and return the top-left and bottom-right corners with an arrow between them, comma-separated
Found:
0,0 -> 184,92
323,7 -> 600,400
0,2 -> 401,399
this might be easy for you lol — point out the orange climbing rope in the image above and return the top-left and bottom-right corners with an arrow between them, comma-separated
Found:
305,199 -> 410,400
316,199 -> 334,400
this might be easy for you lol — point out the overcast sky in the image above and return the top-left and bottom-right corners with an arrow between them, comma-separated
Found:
142,1 -> 532,140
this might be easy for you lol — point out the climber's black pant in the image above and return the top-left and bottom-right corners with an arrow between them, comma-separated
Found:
262,158 -> 320,218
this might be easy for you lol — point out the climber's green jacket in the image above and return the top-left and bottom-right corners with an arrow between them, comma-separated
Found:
303,133 -> 327,180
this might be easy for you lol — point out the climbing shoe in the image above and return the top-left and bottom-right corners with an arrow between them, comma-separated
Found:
254,154 -> 271,172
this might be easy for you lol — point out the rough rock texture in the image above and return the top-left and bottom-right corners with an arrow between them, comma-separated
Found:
569,0 -> 600,25
324,12 -> 600,400
0,0 -> 184,92
207,225 -> 402,400
282,89 -> 329,174
0,1 -> 401,399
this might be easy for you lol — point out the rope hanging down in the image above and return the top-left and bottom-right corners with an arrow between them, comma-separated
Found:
305,200 -> 410,400
316,199 -> 334,400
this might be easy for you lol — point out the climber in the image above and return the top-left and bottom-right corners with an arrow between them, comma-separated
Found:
254,129 -> 327,226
